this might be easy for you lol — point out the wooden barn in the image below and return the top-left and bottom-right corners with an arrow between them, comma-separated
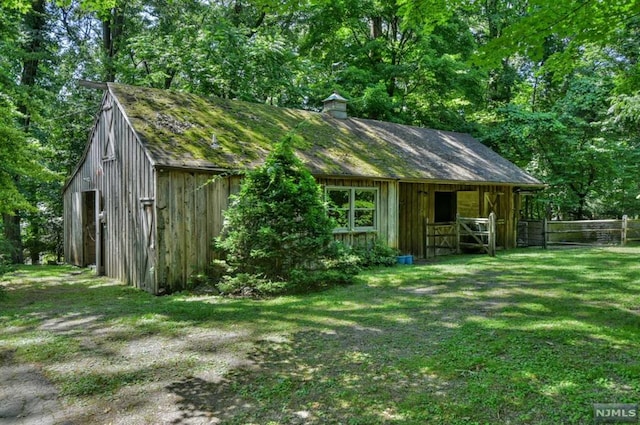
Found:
63,83 -> 543,294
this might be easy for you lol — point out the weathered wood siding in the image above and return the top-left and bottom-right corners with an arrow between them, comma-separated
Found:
155,171 -> 241,292
398,182 -> 518,258
64,91 -> 156,292
398,182 -> 429,257
154,175 -> 397,292
102,92 -> 156,292
64,91 -> 105,267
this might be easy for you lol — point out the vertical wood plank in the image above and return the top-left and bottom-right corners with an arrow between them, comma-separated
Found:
156,172 -> 167,291
488,212 -> 496,256
185,171 -> 196,282
387,181 -> 398,249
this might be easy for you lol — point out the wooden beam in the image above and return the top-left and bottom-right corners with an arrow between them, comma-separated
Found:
77,79 -> 108,90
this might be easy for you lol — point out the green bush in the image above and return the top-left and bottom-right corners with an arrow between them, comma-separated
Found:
352,239 -> 399,268
0,263 -> 11,278
215,136 -> 345,294
210,237 -> 397,297
214,242 -> 360,296
216,273 -> 289,297
217,273 -> 265,296
208,259 -> 232,283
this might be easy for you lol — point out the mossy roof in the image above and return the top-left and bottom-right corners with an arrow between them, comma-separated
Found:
109,83 -> 543,186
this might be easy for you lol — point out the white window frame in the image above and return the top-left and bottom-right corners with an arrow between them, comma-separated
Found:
325,186 -> 378,233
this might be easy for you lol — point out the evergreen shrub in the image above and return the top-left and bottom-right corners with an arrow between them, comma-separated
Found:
214,136 -> 358,295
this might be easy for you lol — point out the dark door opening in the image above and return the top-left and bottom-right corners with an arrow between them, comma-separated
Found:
82,191 -> 96,267
435,191 -> 457,223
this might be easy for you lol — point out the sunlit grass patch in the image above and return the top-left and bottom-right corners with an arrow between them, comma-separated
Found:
57,369 -> 155,397
1,248 -> 639,424
6,332 -> 81,363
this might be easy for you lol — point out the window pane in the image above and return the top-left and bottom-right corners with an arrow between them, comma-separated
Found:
327,187 -> 377,231
355,190 -> 375,207
328,189 -> 350,208
354,210 -> 375,228
329,209 -> 349,228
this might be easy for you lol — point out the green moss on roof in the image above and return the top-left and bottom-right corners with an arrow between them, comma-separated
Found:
113,85 -> 367,172
108,83 -> 543,186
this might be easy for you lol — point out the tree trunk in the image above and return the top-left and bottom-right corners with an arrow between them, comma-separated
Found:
20,0 -> 46,88
102,19 -> 114,81
19,0 -> 46,127
370,16 -> 382,39
3,214 -> 23,264
102,4 -> 125,82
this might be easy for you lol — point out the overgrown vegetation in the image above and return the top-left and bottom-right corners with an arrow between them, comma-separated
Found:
352,238 -> 400,268
214,137 -> 367,296
1,247 -> 639,424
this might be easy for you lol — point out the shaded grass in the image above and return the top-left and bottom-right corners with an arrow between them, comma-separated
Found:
1,248 -> 639,424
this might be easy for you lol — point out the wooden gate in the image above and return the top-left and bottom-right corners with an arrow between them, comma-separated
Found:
424,220 -> 457,257
457,213 -> 496,256
425,213 -> 497,257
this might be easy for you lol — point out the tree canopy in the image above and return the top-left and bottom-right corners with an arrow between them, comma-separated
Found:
1,0 -> 639,263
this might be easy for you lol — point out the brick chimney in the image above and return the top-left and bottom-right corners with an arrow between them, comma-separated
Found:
322,92 -> 348,119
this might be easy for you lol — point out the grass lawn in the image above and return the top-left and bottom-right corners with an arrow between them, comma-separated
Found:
1,247 -> 639,424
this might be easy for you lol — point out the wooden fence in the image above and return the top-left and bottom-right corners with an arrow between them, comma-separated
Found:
518,215 -> 640,248
425,213 -> 497,257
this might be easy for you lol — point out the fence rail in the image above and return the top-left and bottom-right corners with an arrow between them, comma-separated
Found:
518,215 -> 640,248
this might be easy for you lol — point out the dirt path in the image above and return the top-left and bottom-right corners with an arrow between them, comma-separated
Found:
0,351 -> 66,425
0,269 -> 265,425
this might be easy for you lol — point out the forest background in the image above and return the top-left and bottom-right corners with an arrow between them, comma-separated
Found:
1,0 -> 639,265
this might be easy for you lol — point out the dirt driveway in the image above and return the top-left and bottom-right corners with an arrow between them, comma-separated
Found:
0,269 -> 272,425
1,351 -> 64,425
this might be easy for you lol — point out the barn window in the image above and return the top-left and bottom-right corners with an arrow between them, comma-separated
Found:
326,187 -> 378,232
435,191 -> 457,223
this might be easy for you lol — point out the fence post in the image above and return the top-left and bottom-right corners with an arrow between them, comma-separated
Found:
424,217 -> 430,258
543,218 -> 548,249
455,214 -> 461,254
622,215 -> 628,246
488,212 -> 496,256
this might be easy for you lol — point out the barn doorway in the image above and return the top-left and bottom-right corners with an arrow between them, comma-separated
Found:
81,191 -> 96,266
82,191 -> 96,266
79,190 -> 103,272
434,191 -> 456,223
